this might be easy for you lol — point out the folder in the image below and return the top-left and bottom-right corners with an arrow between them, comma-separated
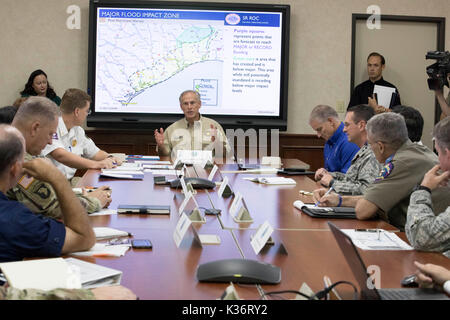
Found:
293,200 -> 356,219
65,258 -> 122,289
0,258 -> 122,290
117,204 -> 170,215
99,171 -> 144,180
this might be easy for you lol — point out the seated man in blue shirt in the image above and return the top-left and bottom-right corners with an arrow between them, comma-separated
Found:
309,105 -> 360,174
0,124 -> 95,262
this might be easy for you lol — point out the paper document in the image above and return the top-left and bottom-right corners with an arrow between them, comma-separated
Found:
100,171 -> 144,180
341,229 -> 413,251
198,234 -> 221,245
94,227 -> 130,240
65,258 -> 122,289
89,209 -> 117,217
294,201 -> 320,210
109,153 -> 126,162
144,169 -> 178,175
135,160 -> 171,165
142,164 -> 173,170
244,177 -> 296,185
71,243 -> 131,257
373,85 -> 396,108
126,155 -> 160,161
101,169 -> 143,174
221,167 -> 279,174
0,258 -> 81,291
118,163 -> 142,170
176,150 -> 212,165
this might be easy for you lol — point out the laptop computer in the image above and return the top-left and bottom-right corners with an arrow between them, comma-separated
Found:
327,222 -> 448,300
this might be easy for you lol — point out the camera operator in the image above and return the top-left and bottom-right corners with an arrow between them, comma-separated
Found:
434,78 -> 450,118
426,51 -> 450,118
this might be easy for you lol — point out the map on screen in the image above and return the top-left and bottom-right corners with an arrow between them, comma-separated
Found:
94,8 -> 283,117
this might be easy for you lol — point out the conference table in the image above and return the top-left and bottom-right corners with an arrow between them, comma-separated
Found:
74,158 -> 450,300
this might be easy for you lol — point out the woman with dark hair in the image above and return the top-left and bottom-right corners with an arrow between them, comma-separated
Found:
20,69 -> 61,105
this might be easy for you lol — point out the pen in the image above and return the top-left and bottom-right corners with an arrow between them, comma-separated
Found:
356,229 -> 381,240
92,253 -> 116,257
315,186 -> 334,207
84,186 -> 112,192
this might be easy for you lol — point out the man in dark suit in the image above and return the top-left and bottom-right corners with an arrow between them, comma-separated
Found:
348,52 -> 401,113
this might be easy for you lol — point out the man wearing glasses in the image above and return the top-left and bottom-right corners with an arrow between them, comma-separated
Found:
314,104 -> 381,195
41,88 -> 122,183
314,112 -> 449,231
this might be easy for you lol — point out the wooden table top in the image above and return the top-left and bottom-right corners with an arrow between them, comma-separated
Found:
233,229 -> 450,299
74,159 -> 447,300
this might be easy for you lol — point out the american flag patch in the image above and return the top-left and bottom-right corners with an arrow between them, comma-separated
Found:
18,175 -> 34,189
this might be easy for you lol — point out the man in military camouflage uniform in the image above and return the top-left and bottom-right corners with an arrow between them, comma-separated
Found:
8,97 -> 111,219
406,117 -> 450,257
0,285 -> 137,300
314,112 -> 449,231
314,104 -> 381,195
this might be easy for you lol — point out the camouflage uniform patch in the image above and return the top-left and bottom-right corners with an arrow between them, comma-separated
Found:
6,153 -> 101,219
1,286 -> 95,300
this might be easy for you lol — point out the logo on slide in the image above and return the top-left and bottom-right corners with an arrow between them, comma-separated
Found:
225,13 -> 240,25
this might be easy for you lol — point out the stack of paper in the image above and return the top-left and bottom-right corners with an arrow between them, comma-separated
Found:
373,85 -> 396,108
135,160 -> 171,165
94,227 -> 130,240
71,243 -> 131,258
89,209 -> 117,217
118,162 -> 143,170
126,155 -> 160,161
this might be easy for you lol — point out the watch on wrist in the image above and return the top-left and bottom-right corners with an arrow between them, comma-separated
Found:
328,179 -> 335,188
412,184 -> 431,194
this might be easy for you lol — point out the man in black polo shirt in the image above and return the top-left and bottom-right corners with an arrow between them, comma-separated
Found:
348,52 -> 401,112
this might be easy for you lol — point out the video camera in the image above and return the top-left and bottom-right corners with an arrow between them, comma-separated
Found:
426,51 -> 450,90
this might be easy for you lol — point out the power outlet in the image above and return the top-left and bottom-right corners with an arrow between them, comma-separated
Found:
336,100 -> 345,113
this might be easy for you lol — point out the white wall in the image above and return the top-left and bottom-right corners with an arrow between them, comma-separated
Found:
1,0 -> 449,135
